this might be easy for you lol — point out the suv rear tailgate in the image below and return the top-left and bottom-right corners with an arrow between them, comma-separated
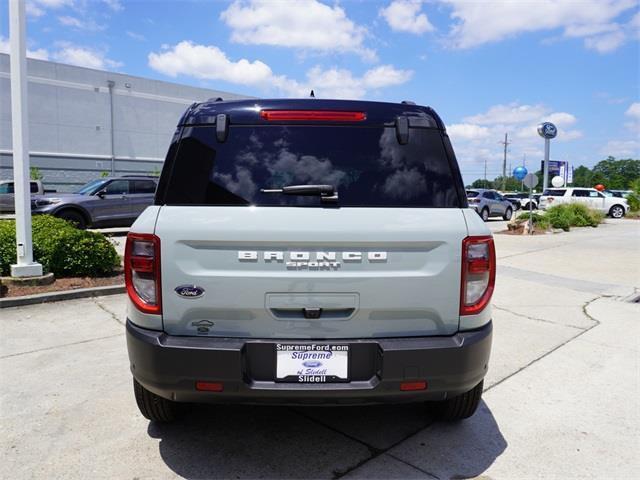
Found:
156,206 -> 467,339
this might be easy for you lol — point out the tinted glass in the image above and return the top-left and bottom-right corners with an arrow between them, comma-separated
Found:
482,191 -> 494,199
162,126 -> 460,207
30,182 -> 39,193
572,190 -> 589,197
543,189 -> 566,196
0,183 -> 14,194
466,191 -> 480,198
133,180 -> 156,194
76,179 -> 107,195
104,180 -> 130,194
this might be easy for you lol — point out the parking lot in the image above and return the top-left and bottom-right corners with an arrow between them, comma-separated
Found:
1,219 -> 638,479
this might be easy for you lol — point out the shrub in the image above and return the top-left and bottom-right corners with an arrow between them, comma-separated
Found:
627,178 -> 640,212
548,203 -> 603,229
516,211 -> 551,230
516,203 -> 603,232
0,215 -> 119,277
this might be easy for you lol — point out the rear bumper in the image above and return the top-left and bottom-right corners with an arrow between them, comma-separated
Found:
126,320 -> 492,405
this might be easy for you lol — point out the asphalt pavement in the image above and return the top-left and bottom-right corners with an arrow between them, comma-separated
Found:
1,219 -> 638,479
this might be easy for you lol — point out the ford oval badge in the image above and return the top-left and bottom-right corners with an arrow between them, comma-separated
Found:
303,360 -> 322,368
175,285 -> 205,298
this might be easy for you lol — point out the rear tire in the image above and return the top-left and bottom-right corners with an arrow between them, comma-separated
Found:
133,379 -> 178,422
56,209 -> 87,229
609,205 -> 625,218
480,208 -> 489,222
432,380 -> 483,421
503,207 -> 513,221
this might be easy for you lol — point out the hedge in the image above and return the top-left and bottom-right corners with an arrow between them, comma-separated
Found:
0,215 -> 120,277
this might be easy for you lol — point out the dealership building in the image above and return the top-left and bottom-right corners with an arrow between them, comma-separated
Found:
0,53 -> 248,192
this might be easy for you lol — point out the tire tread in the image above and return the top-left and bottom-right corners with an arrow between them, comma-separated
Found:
133,379 -> 177,422
434,380 -> 483,421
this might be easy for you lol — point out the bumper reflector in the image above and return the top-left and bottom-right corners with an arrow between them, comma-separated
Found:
196,381 -> 224,392
400,381 -> 427,391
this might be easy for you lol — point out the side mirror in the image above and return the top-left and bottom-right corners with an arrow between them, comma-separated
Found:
96,189 -> 107,198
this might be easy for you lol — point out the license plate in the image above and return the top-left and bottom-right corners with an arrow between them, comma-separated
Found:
275,344 -> 349,383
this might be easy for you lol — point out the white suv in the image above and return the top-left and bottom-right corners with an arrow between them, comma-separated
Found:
539,187 -> 629,218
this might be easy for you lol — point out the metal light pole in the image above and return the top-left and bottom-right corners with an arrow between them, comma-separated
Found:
538,122 -> 557,191
9,0 -> 43,277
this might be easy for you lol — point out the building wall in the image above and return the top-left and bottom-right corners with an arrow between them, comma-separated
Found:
0,53 -> 249,191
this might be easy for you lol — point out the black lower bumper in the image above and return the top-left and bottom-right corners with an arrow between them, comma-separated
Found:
126,320 -> 492,405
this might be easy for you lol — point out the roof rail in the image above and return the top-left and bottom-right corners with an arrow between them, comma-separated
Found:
401,100 -> 416,105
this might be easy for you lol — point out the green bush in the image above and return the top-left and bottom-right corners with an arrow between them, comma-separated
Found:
627,178 -> 640,212
548,203 -> 603,229
0,215 -> 119,277
516,211 -> 551,230
517,203 -> 603,232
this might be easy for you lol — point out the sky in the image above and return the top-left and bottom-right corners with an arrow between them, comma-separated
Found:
0,0 -> 639,184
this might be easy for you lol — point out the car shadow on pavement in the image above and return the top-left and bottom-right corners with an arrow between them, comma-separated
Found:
147,400 -> 506,479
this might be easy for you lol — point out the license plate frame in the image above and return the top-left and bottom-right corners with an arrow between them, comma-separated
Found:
275,344 -> 350,383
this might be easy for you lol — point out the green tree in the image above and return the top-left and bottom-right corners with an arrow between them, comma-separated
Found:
571,165 -> 592,187
591,157 -> 640,189
492,176 -> 521,191
470,179 -> 492,189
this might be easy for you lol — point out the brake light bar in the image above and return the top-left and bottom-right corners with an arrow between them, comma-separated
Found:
125,233 -> 161,315
460,236 -> 496,316
260,110 -> 366,122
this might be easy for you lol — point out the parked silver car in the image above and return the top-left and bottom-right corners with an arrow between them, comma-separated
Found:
31,175 -> 158,229
466,189 -> 513,221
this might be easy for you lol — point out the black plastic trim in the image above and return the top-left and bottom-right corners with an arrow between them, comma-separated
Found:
126,320 -> 492,405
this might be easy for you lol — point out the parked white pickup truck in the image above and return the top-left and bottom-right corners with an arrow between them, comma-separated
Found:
539,187 -> 630,218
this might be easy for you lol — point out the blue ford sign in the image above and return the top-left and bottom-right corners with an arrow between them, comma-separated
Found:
175,285 -> 205,298
537,122 -> 557,139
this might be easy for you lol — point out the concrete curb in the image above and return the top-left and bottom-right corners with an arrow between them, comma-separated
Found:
0,284 -> 125,309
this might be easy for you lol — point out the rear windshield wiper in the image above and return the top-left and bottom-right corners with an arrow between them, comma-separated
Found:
260,184 -> 338,203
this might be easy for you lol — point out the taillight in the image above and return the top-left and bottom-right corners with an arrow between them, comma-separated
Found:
468,198 -> 480,204
260,110 -> 366,122
460,236 -> 495,316
125,233 -> 161,315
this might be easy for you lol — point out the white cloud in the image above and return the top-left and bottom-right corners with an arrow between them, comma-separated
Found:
447,102 -> 583,181
446,123 -> 490,140
600,139 -> 640,158
26,0 -> 72,17
51,43 -> 122,70
220,0 -> 376,61
625,102 -> 640,132
126,31 -> 146,41
148,41 -> 274,85
0,36 -> 49,60
464,103 -> 548,125
58,15 -> 106,31
583,29 -> 626,53
626,102 -> 640,119
380,0 -> 434,35
441,0 -> 636,53
102,0 -> 123,11
148,41 -> 411,99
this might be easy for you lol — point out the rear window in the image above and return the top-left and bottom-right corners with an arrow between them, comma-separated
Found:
543,189 -> 566,196
466,190 -> 479,198
160,126 -> 461,207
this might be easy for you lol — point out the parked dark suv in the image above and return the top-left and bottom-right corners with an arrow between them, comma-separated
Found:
31,175 -> 158,229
